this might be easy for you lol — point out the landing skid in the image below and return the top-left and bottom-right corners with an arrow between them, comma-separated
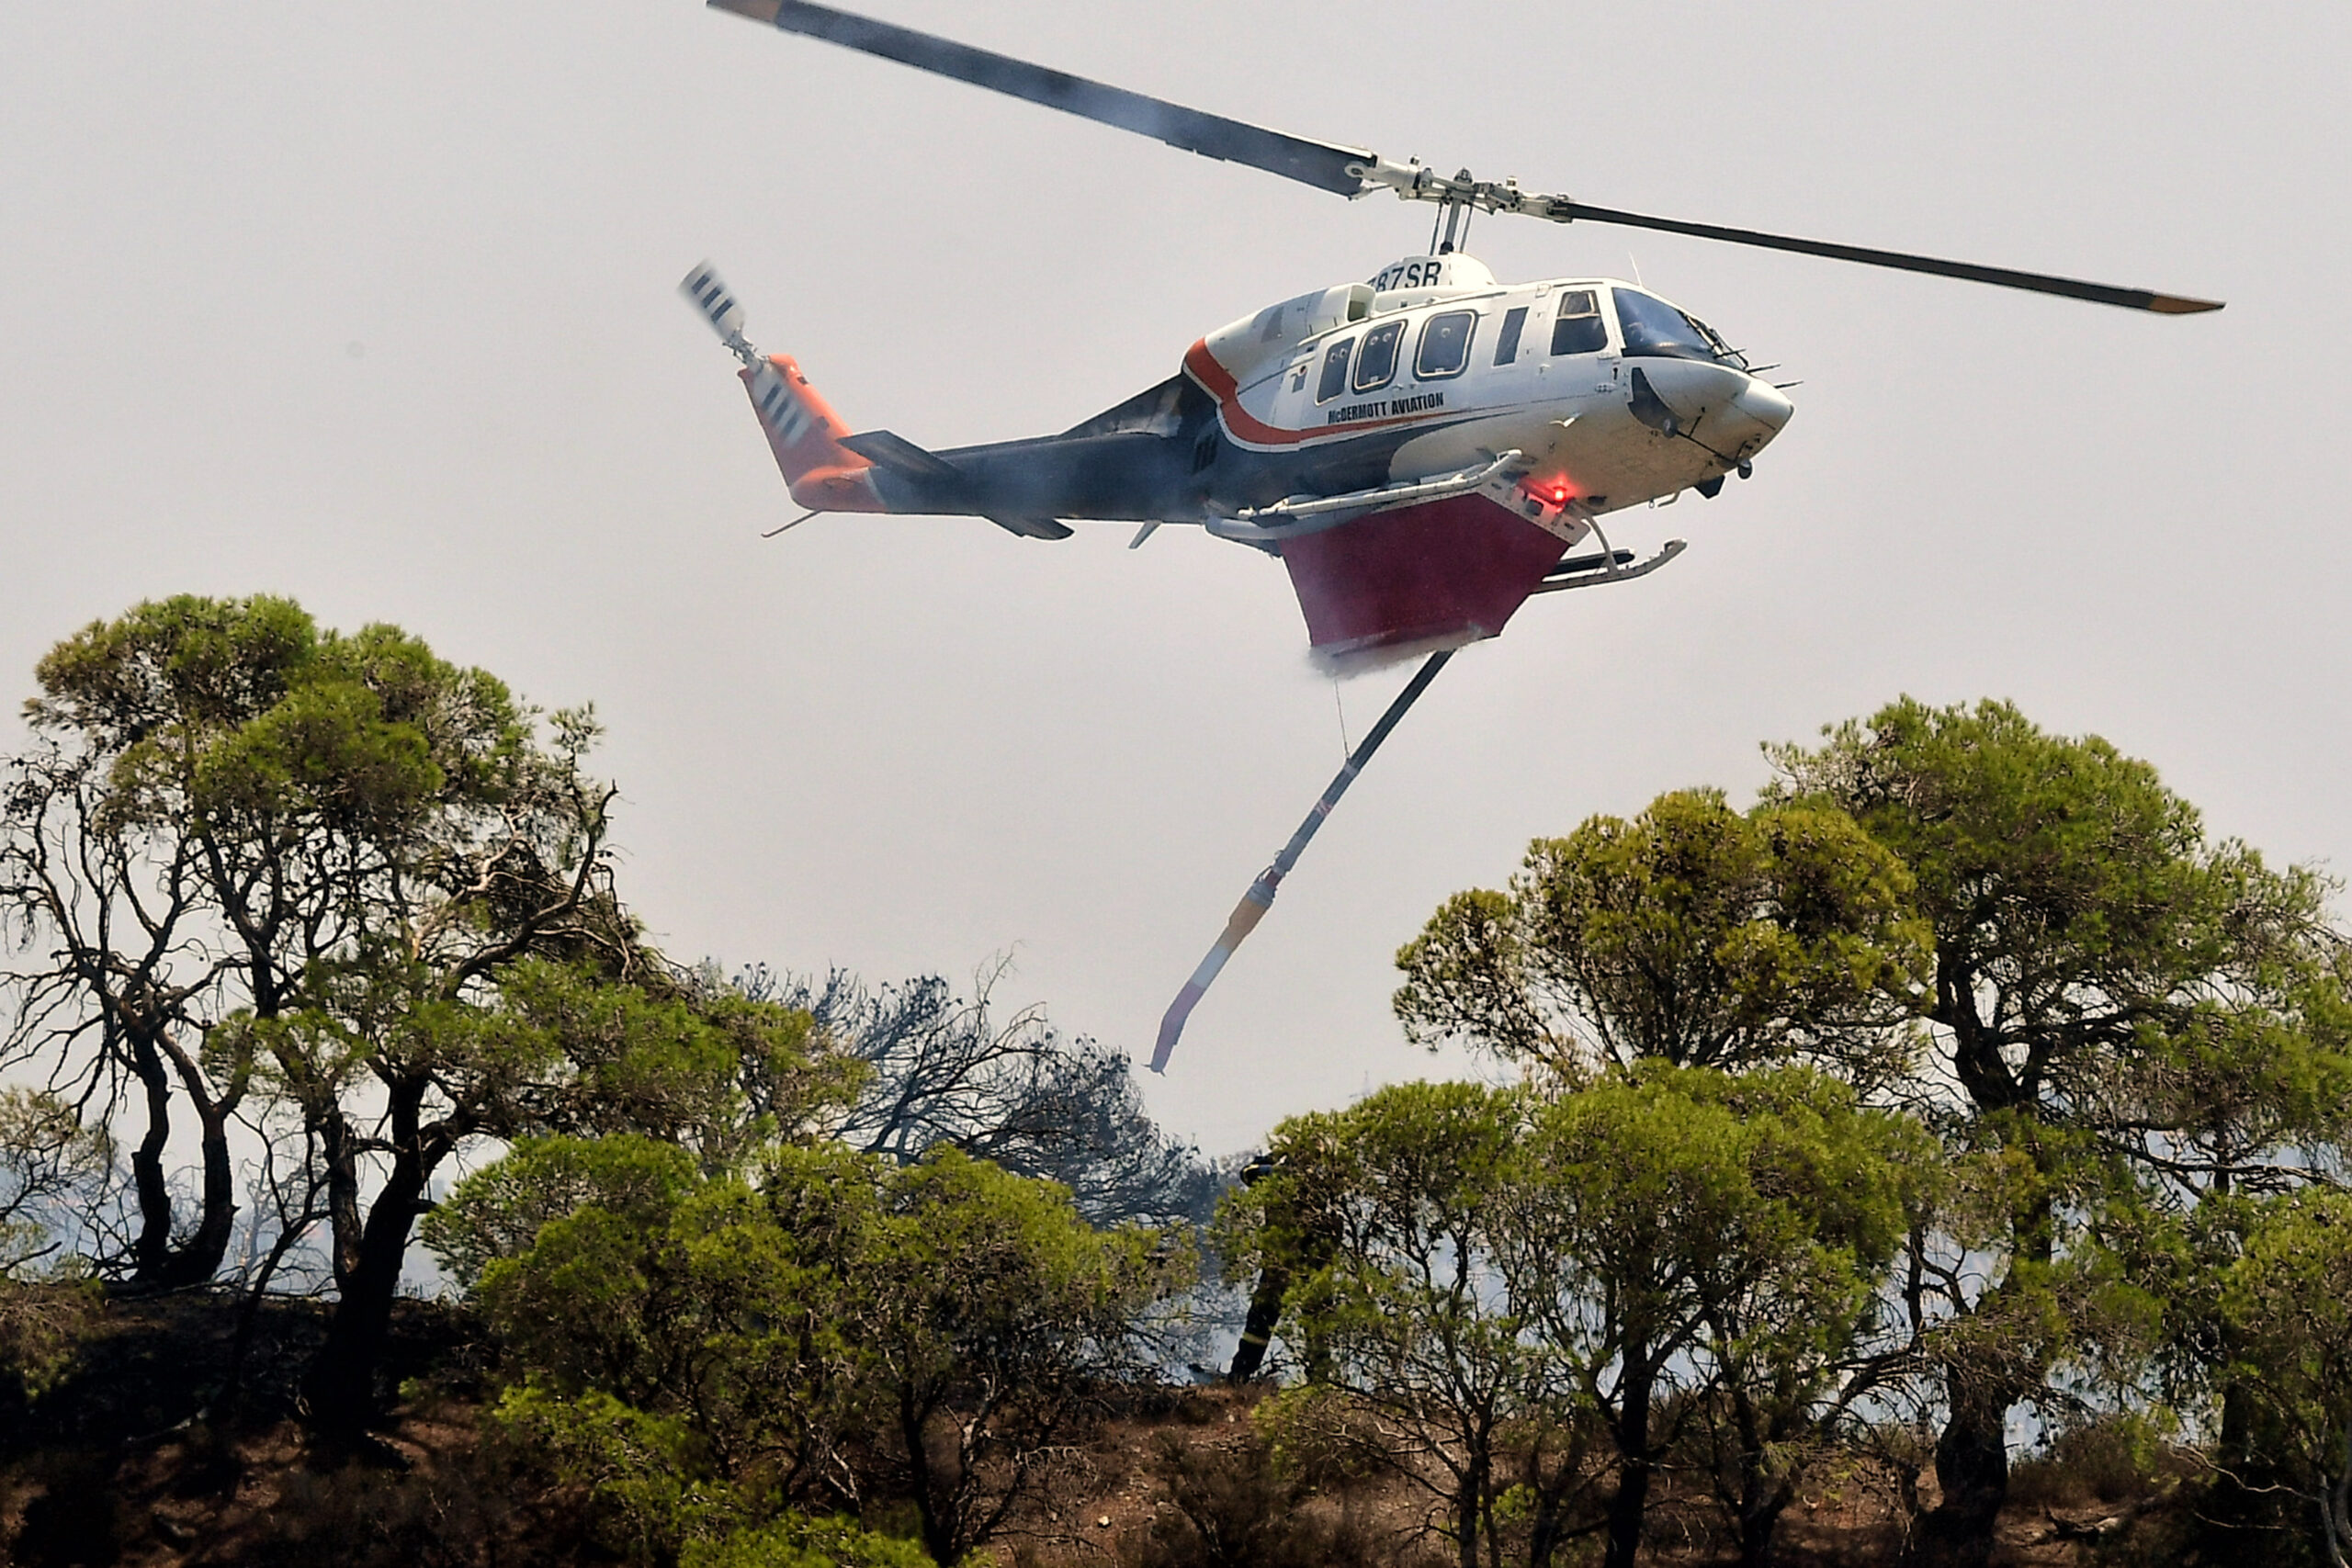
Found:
1206,450 -> 1526,547
1531,531 -> 1687,594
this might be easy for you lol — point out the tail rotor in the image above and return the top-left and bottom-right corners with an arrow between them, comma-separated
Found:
678,260 -> 885,516
680,261 -> 759,366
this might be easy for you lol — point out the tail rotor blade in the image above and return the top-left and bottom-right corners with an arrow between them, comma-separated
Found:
680,261 -> 755,353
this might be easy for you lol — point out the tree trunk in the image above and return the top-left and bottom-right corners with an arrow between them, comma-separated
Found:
2208,1375 -> 2300,1541
1737,1486 -> 1792,1568
1736,1427 -> 1794,1568
1910,1094 -> 2046,1568
2322,1414 -> 2352,1568
175,1089 -> 239,1283
1604,1355 -> 1657,1568
1732,1391 -> 1796,1568
302,1145 -> 428,1438
1456,1450 -> 1485,1568
121,1032 -> 239,1292
899,1385 -> 956,1566
1528,1495 -> 1569,1568
2218,1378 -> 2254,1470
2209,1377 -> 2261,1529
1227,1263 -> 1287,1382
320,1111 -> 364,1289
1915,1368 -> 2009,1568
1523,1424 -> 1590,1568
125,1036 -> 178,1282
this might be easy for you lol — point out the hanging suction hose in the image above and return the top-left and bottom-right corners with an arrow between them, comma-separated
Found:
1150,650 -> 1454,1072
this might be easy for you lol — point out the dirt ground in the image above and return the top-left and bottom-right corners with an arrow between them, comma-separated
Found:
1026,1388 -> 2155,1567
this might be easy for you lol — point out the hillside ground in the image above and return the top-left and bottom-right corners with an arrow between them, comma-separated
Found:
0,1291 -> 2202,1567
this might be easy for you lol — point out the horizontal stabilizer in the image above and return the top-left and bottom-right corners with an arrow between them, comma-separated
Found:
986,514 -> 1076,540
840,431 -> 1074,539
841,429 -> 965,484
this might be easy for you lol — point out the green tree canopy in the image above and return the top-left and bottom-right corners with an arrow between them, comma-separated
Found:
2212,1190 -> 2352,1568
2,594 -> 622,1293
1232,1080 -> 1543,1568
1228,1067 -> 1929,1568
441,1139 -> 1185,1565
1394,787 -> 1929,1087
1766,696 -> 2351,1565
240,955 -> 849,1428
0,595 -> 861,1438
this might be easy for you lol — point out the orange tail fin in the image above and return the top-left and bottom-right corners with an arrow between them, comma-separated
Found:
681,262 -> 883,514
740,354 -> 885,513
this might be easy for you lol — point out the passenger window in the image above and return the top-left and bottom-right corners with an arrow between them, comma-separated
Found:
1317,338 -> 1354,403
1352,319 -> 1405,393
1551,289 -> 1609,355
1493,305 -> 1528,366
1415,310 -> 1476,379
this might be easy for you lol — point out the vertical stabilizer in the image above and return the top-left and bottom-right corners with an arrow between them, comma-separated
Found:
738,354 -> 883,512
681,262 -> 883,513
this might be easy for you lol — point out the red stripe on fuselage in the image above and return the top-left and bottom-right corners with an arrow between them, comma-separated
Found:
1182,340 -> 1470,449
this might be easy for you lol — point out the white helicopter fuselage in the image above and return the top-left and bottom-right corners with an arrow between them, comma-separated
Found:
696,250 -> 1795,664
1188,252 -> 1794,535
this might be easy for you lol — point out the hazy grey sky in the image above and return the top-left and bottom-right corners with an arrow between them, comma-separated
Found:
5,1 -> 2346,1152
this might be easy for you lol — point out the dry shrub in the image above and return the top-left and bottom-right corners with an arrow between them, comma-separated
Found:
227,1462 -> 499,1568
1123,1432 -> 1440,1568
2009,1412 -> 2185,1510
219,1438 -> 590,1568
0,1276 -> 101,1412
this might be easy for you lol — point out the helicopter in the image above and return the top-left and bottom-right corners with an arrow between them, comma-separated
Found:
679,0 -> 2222,1066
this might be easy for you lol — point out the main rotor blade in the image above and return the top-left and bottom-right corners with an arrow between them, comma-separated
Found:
1553,201 -> 2222,314
711,1 -> 2222,315
710,0 -> 1373,197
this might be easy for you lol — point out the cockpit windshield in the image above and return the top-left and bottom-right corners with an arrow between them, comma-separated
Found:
1611,288 -> 1747,369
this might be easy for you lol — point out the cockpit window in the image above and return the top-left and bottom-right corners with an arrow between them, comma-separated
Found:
1551,289 -> 1609,355
1352,319 -> 1405,393
1415,310 -> 1476,379
1317,338 -> 1353,403
1612,288 -> 1745,367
